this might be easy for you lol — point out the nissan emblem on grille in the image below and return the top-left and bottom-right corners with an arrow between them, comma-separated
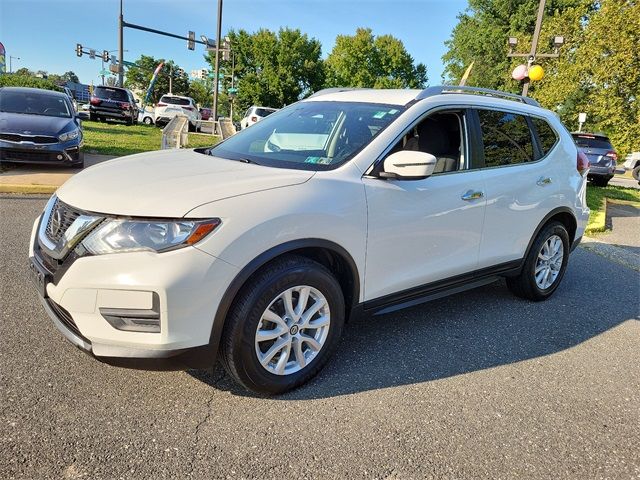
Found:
45,200 -> 81,243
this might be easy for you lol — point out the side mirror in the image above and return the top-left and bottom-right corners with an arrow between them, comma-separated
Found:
379,150 -> 437,180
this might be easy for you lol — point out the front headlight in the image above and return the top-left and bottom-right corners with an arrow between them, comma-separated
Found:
82,218 -> 220,255
59,128 -> 80,142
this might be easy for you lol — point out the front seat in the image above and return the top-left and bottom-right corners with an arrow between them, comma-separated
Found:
411,119 -> 459,173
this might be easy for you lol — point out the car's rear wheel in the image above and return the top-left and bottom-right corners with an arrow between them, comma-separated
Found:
220,255 -> 345,395
591,177 -> 609,187
143,116 -> 153,125
632,165 -> 640,182
506,221 -> 569,301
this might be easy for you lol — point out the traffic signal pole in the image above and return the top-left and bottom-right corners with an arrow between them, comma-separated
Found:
212,0 -> 223,134
118,0 -> 124,86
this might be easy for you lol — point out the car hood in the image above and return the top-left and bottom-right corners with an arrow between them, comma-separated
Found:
0,112 -> 74,136
57,149 -> 315,217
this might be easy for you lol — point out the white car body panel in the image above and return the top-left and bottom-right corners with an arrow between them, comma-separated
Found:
29,87 -> 590,366
56,149 -> 314,217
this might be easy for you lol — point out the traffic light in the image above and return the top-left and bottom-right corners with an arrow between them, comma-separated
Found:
177,68 -> 185,76
200,69 -> 208,79
188,31 -> 195,51
102,50 -> 110,62
76,44 -> 83,57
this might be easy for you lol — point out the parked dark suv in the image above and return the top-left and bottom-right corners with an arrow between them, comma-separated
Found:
89,86 -> 139,125
572,132 -> 618,187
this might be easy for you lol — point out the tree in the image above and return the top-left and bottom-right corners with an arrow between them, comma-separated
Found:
14,67 -> 31,76
124,55 -> 189,103
208,27 -> 324,114
62,71 -> 79,83
442,0 -> 591,89
324,28 -> 428,89
442,0 -> 639,155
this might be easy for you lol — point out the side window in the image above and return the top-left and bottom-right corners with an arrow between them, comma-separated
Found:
532,117 -> 558,156
478,109 -> 534,167
387,110 -> 466,174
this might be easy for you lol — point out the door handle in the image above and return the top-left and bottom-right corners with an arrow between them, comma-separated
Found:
536,176 -> 552,186
461,190 -> 484,201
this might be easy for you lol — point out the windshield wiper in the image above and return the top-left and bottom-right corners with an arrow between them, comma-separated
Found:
206,149 -> 261,165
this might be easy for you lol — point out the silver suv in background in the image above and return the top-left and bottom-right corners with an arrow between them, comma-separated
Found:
241,105 -> 278,129
572,132 -> 618,187
155,94 -> 201,131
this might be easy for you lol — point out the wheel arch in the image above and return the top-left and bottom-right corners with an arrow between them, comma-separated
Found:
524,207 -> 577,260
204,239 -> 361,367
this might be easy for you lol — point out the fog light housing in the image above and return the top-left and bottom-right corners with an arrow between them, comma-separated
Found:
99,293 -> 161,333
56,154 -> 63,160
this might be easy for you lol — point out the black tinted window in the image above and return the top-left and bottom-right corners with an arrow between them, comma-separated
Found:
256,108 -> 276,117
533,118 -> 558,156
478,109 -> 534,167
94,87 -> 128,101
572,134 -> 613,150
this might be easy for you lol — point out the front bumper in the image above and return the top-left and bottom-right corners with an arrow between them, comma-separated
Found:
29,214 -> 239,369
0,139 -> 83,165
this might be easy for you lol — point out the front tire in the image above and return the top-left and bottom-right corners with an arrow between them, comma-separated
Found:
143,116 -> 153,125
507,222 -> 570,301
220,255 -> 345,395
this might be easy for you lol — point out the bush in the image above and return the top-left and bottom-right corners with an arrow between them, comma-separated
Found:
0,74 -> 62,92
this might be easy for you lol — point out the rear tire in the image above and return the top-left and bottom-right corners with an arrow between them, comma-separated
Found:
507,222 -> 570,301
220,255 -> 345,395
633,165 -> 640,182
143,117 -> 153,125
591,177 -> 609,187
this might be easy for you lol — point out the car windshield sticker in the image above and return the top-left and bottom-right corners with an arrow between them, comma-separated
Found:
373,111 -> 387,119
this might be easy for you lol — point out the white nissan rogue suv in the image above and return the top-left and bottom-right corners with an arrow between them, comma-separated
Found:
29,86 -> 590,394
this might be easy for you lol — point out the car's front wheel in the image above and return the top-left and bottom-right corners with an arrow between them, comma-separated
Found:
220,255 -> 345,395
143,116 -> 153,125
506,221 -> 569,301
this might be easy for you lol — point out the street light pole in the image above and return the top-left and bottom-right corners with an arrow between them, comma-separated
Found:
212,0 -> 223,134
9,56 -> 20,73
118,0 -> 124,87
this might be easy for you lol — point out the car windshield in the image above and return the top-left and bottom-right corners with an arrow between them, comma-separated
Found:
208,101 -> 403,170
160,96 -> 191,106
572,134 -> 613,150
0,89 -> 71,118
95,87 -> 129,101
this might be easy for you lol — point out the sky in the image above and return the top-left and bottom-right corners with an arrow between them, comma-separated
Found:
0,0 -> 468,86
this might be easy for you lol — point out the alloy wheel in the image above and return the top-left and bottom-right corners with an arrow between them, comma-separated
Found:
255,285 -> 330,376
535,234 -> 564,289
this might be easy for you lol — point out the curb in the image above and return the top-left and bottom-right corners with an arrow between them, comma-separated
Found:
0,184 -> 58,194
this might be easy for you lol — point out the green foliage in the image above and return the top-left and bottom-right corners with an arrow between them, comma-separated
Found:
585,184 -> 640,233
82,121 -> 218,156
207,27 -> 324,115
13,67 -> 31,76
0,74 -> 62,91
324,28 -> 428,89
124,55 -> 189,104
443,0 -> 640,155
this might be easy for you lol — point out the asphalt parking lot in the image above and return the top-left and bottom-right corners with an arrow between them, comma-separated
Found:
1,195 -> 639,479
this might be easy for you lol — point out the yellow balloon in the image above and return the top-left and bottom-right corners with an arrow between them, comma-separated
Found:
529,65 -> 545,81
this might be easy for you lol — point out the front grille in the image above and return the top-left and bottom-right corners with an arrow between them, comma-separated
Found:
45,198 -> 81,243
47,298 -> 84,340
0,133 -> 58,144
0,148 -> 62,162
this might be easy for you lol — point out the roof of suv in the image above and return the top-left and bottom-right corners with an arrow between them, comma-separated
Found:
306,86 -> 542,109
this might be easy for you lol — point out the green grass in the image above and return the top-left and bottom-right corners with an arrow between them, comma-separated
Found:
585,184 -> 640,234
82,121 -> 219,156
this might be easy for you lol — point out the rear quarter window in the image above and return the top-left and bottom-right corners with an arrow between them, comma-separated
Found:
532,118 -> 559,156
160,96 -> 191,106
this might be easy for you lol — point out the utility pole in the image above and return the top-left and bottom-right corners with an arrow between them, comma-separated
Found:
118,0 -> 124,87
507,0 -> 563,96
522,0 -> 546,97
212,0 -> 223,133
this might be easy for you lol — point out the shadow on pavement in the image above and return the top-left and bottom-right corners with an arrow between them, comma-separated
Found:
189,249 -> 640,399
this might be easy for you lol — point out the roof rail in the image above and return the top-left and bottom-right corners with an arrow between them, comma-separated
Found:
308,87 -> 364,98
416,85 -> 540,107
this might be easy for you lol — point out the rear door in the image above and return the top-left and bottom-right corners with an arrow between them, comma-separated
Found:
474,108 -> 563,268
